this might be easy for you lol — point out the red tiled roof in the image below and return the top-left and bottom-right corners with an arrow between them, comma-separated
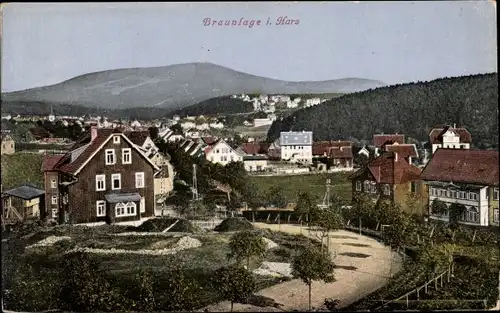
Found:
385,143 -> 418,158
330,146 -> 353,159
42,154 -> 65,171
421,149 -> 499,186
313,141 -> 352,156
202,136 -> 218,145
429,126 -> 472,144
365,152 -> 421,184
29,127 -> 51,138
373,134 -> 405,148
240,142 -> 270,155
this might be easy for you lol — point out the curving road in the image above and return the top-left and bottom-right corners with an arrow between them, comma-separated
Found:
204,223 -> 402,312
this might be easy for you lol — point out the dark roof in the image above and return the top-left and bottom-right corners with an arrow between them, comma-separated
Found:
385,143 -> 418,158
105,192 -> 141,203
429,126 -> 472,144
3,184 -> 45,200
125,130 -> 150,146
312,141 -> 352,156
352,152 -> 421,184
240,142 -> 270,155
201,136 -> 218,145
329,146 -> 353,159
373,134 -> 405,148
1,133 -> 14,141
421,149 -> 499,186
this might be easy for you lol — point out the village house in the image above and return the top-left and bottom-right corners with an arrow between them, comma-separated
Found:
243,155 -> 269,172
267,138 -> 281,159
2,184 -> 45,223
312,141 -> 354,168
42,127 -> 161,224
350,151 -> 428,215
420,149 -> 499,227
280,131 -> 313,164
205,139 -> 243,166
180,139 -> 205,157
28,126 -> 52,142
1,133 -> 15,155
384,143 -> 419,165
429,124 -> 472,154
239,142 -> 270,155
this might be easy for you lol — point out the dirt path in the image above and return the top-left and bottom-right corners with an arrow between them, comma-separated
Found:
204,223 -> 402,312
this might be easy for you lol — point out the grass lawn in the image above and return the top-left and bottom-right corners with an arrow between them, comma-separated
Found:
249,172 -> 352,202
1,152 -> 44,190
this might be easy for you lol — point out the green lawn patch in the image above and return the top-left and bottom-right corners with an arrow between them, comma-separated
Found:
249,172 -> 351,202
1,153 -> 44,189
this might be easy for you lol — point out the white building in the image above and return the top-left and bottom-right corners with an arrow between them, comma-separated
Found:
429,125 -> 472,154
305,98 -> 321,107
180,121 -> 196,130
205,140 -> 244,166
286,100 -> 299,108
210,122 -> 224,129
243,155 -> 268,172
421,148 -> 499,227
195,123 -> 210,130
130,120 -> 141,128
279,131 -> 313,164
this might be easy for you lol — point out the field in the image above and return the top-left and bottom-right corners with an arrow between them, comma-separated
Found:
1,221 -> 322,312
249,172 -> 352,202
1,152 -> 44,190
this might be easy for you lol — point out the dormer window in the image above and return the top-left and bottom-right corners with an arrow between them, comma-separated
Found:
113,135 -> 121,144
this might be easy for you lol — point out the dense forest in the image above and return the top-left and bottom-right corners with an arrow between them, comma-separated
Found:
168,96 -> 254,117
267,73 -> 499,149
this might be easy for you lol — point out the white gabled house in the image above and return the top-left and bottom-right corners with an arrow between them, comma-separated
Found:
429,124 -> 472,154
204,139 -> 243,166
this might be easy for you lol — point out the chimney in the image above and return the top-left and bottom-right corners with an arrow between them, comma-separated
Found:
453,123 -> 456,129
91,126 -> 98,141
394,152 -> 399,162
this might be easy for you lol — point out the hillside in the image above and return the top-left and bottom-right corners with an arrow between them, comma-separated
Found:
2,62 -> 386,110
267,73 -> 499,149
168,96 -> 254,117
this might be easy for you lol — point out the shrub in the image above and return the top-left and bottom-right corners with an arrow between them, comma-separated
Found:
214,217 -> 254,232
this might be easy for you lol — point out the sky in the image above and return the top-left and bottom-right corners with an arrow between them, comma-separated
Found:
1,1 -> 497,92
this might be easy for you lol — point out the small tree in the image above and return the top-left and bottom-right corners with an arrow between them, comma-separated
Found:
448,203 -> 466,228
212,264 -> 256,312
430,199 -> 448,216
291,246 -> 336,311
228,231 -> 267,269
266,186 -> 287,208
296,192 -> 317,223
310,208 -> 344,252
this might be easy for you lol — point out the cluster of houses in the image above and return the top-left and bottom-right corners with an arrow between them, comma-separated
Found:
350,125 -> 499,228
231,93 -> 328,112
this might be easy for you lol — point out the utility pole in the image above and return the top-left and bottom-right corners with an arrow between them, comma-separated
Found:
192,164 -> 198,201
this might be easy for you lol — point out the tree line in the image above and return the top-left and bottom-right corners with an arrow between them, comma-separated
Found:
267,73 -> 499,149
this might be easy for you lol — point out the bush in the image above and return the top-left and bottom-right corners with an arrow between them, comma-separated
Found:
214,217 -> 254,232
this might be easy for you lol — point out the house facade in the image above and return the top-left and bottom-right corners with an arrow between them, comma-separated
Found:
279,131 -> 313,164
421,148 -> 499,227
384,143 -> 419,165
312,141 -> 354,168
350,151 -> 428,215
1,134 -> 15,155
243,155 -> 268,172
429,125 -> 471,154
43,127 -> 161,224
205,139 -> 243,166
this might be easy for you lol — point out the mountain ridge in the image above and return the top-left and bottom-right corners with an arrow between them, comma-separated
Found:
2,62 -> 386,110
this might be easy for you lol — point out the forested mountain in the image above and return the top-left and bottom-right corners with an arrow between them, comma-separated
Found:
267,73 -> 499,149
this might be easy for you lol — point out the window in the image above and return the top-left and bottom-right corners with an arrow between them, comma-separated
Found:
411,182 -> 417,193
135,172 -> 145,188
384,184 -> 391,195
111,174 -> 121,190
96,200 -> 106,217
116,202 -> 137,217
438,189 -> 443,197
458,191 -> 465,199
51,196 -> 58,205
140,197 -> 145,213
356,181 -> 362,191
105,149 -> 116,165
51,179 -> 57,189
468,192 -> 478,201
371,182 -> 377,193
95,174 -> 106,191
494,188 -> 499,201
462,206 -> 479,223
451,190 -> 457,199
113,135 -> 120,144
52,209 -> 58,218
364,181 -> 370,193
122,148 -> 132,164
494,209 -> 499,223
445,190 -> 451,198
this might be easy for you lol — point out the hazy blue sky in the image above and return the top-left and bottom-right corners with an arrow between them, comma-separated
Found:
1,1 -> 497,92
